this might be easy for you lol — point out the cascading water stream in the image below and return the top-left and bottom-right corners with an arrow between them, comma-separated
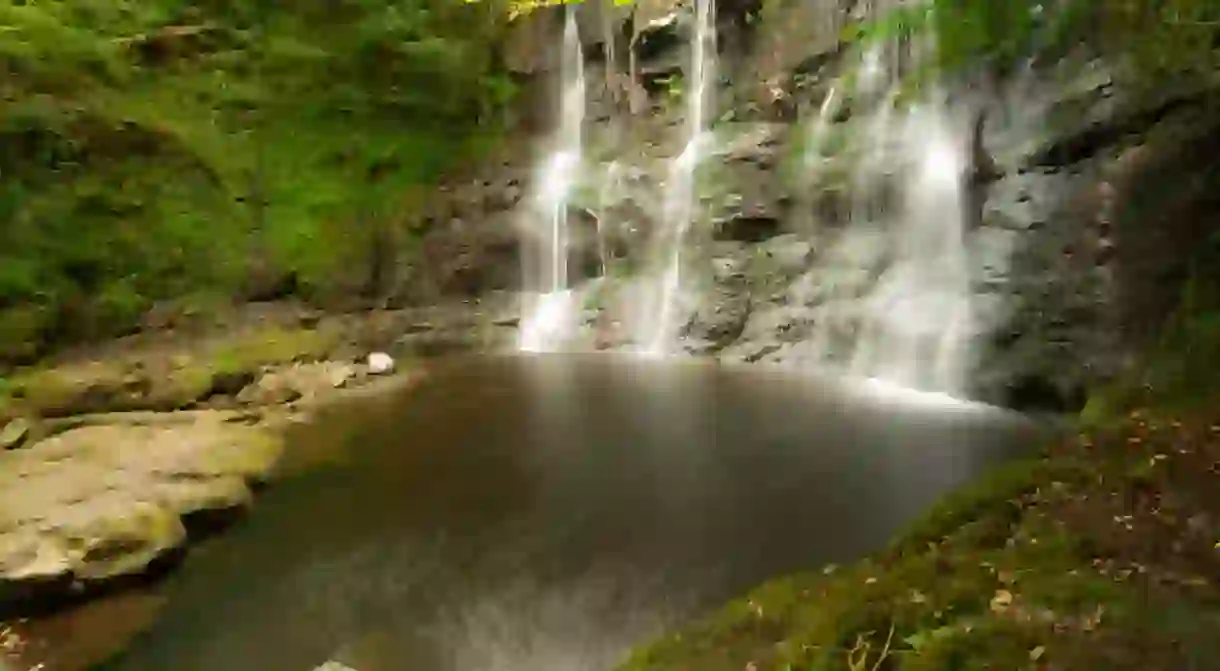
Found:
639,0 -> 717,356
801,0 -> 974,394
847,100 -> 972,392
519,8 -> 586,353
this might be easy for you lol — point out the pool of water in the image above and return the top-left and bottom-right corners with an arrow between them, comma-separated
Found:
68,355 -> 1041,671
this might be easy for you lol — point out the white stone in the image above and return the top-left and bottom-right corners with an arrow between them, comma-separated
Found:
366,352 -> 394,375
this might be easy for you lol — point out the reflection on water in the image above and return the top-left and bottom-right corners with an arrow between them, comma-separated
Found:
87,355 -> 1040,671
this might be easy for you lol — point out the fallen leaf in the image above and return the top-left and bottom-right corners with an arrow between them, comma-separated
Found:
990,589 -> 1013,613
1030,645 -> 1046,661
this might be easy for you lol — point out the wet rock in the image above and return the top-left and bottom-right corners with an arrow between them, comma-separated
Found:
0,418 -> 281,611
737,343 -> 783,363
718,123 -> 788,169
683,285 -> 751,351
757,234 -> 815,274
711,250 -> 749,281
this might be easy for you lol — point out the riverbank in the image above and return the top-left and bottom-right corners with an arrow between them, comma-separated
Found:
617,406 -> 1220,670
0,301 -> 487,666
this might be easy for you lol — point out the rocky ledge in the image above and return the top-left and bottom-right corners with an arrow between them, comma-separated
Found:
0,415 -> 280,613
0,303 -> 460,617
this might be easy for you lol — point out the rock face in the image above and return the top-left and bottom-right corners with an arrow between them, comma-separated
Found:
0,417 -> 282,613
406,2 -> 1220,412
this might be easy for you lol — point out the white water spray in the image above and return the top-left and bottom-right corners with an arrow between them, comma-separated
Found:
638,0 -> 717,356
519,9 -> 587,353
801,3 -> 974,394
847,100 -> 973,393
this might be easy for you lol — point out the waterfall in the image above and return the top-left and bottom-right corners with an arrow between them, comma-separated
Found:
636,0 -> 717,356
822,2 -> 970,393
846,97 -> 973,393
519,8 -> 587,353
510,0 -> 975,394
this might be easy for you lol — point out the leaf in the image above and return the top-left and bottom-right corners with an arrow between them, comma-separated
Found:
989,589 -> 1013,613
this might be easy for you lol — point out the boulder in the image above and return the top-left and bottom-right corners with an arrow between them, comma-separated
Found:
0,416 -> 283,611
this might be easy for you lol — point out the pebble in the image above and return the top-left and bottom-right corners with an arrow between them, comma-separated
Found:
367,353 -> 394,375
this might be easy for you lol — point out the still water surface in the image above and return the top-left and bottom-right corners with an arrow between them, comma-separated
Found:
100,355 -> 1041,671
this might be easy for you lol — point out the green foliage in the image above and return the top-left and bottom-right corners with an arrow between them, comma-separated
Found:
846,0 -> 1220,83
0,0 -> 518,358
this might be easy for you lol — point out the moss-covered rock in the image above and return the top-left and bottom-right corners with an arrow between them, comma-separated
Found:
0,415 -> 284,613
0,324 -> 345,418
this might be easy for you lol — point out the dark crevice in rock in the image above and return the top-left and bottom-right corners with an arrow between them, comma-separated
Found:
715,214 -> 783,243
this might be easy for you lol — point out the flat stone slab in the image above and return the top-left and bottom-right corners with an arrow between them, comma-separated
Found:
0,413 -> 283,607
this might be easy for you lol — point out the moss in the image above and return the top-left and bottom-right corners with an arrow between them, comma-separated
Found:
6,361 -> 132,417
204,325 -> 341,374
0,306 -> 52,365
1,1 -> 516,354
619,413 -> 1220,671
2,324 -> 344,417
